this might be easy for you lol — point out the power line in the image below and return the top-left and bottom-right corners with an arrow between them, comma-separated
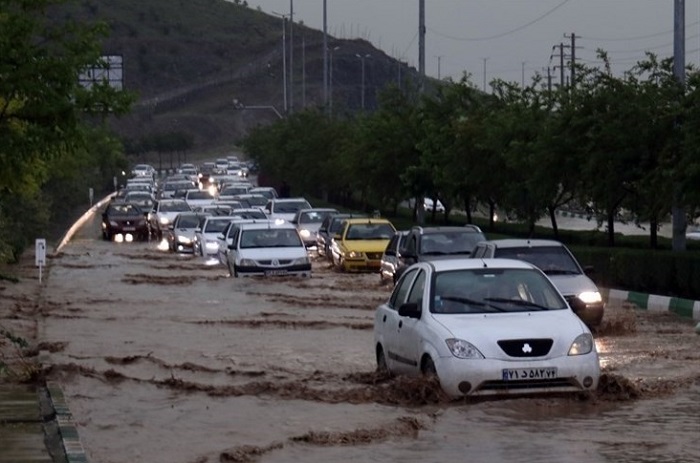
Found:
426,0 -> 573,42
579,20 -> 699,42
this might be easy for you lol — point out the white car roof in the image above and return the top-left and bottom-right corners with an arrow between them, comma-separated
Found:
429,257 -> 539,272
476,239 -> 565,249
237,221 -> 294,231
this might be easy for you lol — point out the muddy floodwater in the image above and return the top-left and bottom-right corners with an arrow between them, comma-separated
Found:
28,217 -> 700,463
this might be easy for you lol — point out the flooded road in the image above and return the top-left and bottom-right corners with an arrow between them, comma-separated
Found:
33,217 -> 700,463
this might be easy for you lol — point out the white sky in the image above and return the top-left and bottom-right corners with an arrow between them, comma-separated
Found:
243,0 -> 700,88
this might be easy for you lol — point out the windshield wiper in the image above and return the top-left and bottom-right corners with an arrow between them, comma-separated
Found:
441,296 -> 507,312
543,269 -> 580,275
483,297 -> 549,311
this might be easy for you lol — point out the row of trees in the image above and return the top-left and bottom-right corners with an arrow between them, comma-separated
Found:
0,0 -> 134,263
243,52 -> 700,249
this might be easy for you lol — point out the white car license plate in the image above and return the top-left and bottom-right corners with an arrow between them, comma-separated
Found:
502,367 -> 557,381
265,269 -> 288,276
122,227 -> 136,231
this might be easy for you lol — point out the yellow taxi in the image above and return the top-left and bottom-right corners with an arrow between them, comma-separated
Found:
330,218 -> 396,272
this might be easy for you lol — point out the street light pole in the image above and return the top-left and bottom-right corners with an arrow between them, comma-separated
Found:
329,46 -> 340,115
272,11 -> 289,113
482,57 -> 489,92
356,53 -> 370,110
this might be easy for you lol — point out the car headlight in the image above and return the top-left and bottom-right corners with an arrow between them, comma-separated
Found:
177,235 -> 191,244
292,256 -> 310,265
445,338 -> 484,359
240,258 -> 257,267
109,220 -> 119,227
568,333 -> 594,356
578,291 -> 602,304
205,240 -> 219,250
299,229 -> 312,238
347,251 -> 364,259
159,216 -> 169,225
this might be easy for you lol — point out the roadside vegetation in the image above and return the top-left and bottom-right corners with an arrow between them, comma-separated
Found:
0,0 -> 134,263
244,53 -> 700,299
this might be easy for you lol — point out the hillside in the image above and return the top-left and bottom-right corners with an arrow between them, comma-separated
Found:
63,0 -> 419,154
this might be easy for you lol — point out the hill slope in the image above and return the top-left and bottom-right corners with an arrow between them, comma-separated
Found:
66,0 -> 418,153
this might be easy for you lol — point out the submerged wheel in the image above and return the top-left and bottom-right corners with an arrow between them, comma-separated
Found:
421,356 -> 437,377
376,346 -> 389,374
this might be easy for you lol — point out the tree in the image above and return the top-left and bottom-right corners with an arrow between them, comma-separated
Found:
0,0 -> 133,260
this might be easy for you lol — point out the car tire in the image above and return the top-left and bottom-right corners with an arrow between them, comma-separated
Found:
376,346 -> 390,374
232,265 -> 239,278
421,356 -> 437,378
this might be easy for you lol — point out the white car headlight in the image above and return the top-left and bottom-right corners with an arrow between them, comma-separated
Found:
109,220 -> 119,227
578,291 -> 602,304
299,229 -> 312,238
159,216 -> 169,225
205,240 -> 219,250
292,256 -> 310,265
445,339 -> 484,359
568,333 -> 594,356
177,235 -> 191,244
347,251 -> 364,259
240,258 -> 256,267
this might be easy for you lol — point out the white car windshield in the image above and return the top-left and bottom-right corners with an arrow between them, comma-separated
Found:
432,268 -> 568,314
240,229 -> 302,248
494,246 -> 581,275
273,200 -> 310,213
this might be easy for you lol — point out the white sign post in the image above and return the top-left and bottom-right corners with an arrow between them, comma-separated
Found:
35,238 -> 46,284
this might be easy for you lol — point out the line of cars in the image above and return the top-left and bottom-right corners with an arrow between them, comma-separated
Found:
105,168 -> 603,399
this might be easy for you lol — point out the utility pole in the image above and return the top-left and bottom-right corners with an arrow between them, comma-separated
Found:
302,34 -> 306,108
436,55 -> 442,80
322,0 -> 328,112
672,0 -> 687,251
564,32 -> 578,87
289,0 -> 293,113
521,61 -> 526,87
559,43 -> 565,89
418,0 -> 425,91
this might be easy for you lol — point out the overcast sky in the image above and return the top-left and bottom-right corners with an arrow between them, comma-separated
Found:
243,0 -> 700,89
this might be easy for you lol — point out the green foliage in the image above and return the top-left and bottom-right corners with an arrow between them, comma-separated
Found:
0,0 -> 134,261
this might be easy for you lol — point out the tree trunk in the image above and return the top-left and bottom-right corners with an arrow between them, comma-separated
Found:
650,215 -> 658,249
488,200 -> 496,231
607,211 -> 616,247
548,206 -> 559,239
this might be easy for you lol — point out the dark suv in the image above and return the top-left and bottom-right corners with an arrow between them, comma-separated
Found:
316,213 -> 367,260
393,225 -> 486,283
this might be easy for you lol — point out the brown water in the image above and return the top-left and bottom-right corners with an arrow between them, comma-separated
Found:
26,220 -> 700,463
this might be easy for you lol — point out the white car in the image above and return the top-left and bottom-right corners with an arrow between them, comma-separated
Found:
131,164 -> 156,179
185,189 -> 217,209
290,208 -> 338,249
264,197 -> 312,222
193,216 -> 235,258
225,221 -> 311,277
215,218 -> 271,265
470,239 -> 605,328
373,258 -> 600,398
148,199 -> 192,239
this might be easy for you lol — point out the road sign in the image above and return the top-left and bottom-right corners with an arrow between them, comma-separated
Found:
35,239 -> 46,267
36,238 -> 46,284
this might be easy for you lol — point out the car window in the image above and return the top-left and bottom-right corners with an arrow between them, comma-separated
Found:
345,223 -> 394,240
273,200 -> 311,213
432,268 -> 567,314
204,220 -> 231,233
406,270 -> 426,306
389,268 -> 418,309
177,215 -> 201,228
240,229 -> 302,248
494,246 -> 581,275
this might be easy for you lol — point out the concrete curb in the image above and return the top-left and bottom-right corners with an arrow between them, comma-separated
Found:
54,193 -> 116,255
603,288 -> 700,321
46,382 -> 88,463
